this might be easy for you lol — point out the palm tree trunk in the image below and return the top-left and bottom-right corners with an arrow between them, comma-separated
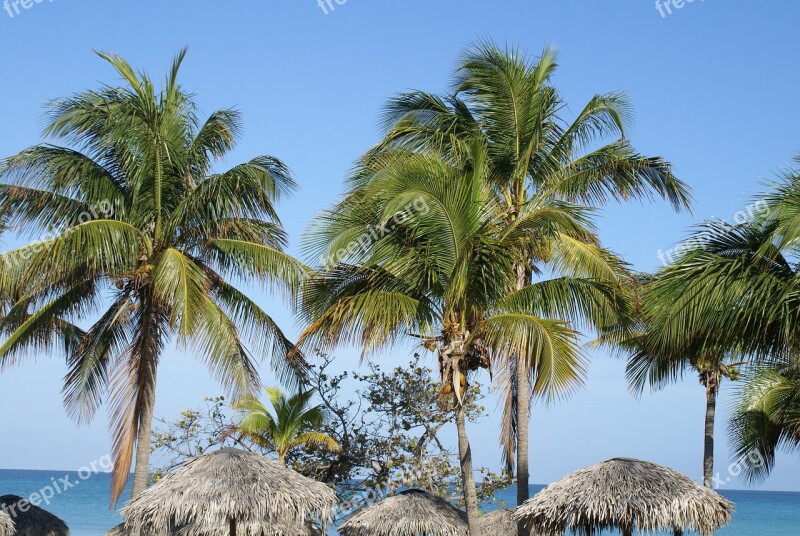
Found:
130,298 -> 160,500
455,404 -> 482,536
515,264 -> 531,520
131,356 -> 158,498
516,351 -> 530,497
703,374 -> 719,488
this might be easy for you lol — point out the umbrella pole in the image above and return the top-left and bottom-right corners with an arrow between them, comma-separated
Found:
230,517 -> 237,536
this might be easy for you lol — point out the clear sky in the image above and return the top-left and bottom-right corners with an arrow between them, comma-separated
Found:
1,0 -> 799,492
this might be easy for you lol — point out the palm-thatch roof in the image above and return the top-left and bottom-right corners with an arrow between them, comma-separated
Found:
0,495 -> 70,536
180,521 -> 323,536
479,509 -> 516,535
339,489 -> 468,536
121,448 -> 336,536
515,458 -> 734,536
0,511 -> 14,536
106,524 -> 172,536
107,520 -> 323,536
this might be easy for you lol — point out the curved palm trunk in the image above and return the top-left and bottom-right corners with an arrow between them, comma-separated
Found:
129,296 -> 161,500
455,404 -> 482,536
703,374 -> 720,488
131,352 -> 158,498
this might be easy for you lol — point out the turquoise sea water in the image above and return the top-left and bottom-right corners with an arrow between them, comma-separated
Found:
1,469 -> 798,535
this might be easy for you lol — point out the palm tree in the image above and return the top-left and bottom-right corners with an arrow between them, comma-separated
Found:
364,41 -> 691,514
0,50 -> 307,503
234,386 -> 341,465
640,156 -> 800,484
300,139 -> 629,534
730,365 -> 800,482
602,276 -> 742,487
646,200 -> 800,362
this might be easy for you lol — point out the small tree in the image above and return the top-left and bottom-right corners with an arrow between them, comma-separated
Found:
234,387 -> 341,465
151,396 -> 268,479
150,353 -> 511,516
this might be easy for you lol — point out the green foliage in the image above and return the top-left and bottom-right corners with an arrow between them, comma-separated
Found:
304,353 -> 513,511
0,50 -> 305,501
296,354 -> 493,495
596,274 -> 741,395
234,386 -> 341,465
150,354 -> 511,512
346,40 -> 692,477
151,396 -> 258,479
639,155 -> 800,481
730,366 -> 800,483
300,139 -> 624,407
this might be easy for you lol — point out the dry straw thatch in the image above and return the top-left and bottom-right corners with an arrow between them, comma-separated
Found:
514,458 -> 734,536
0,495 -> 70,536
339,489 -> 469,536
121,448 -> 336,536
107,520 -> 323,536
0,511 -> 14,536
187,521 -> 323,536
106,524 -> 173,536
479,509 -> 516,535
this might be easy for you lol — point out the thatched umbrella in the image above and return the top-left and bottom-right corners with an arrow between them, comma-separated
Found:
515,458 -> 734,536
339,489 -> 468,536
121,448 -> 336,536
479,509 -> 516,535
0,495 -> 70,536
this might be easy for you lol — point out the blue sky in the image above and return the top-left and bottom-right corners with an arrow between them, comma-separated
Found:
1,0 -> 800,492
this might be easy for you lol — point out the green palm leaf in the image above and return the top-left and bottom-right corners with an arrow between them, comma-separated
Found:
0,51 -> 304,504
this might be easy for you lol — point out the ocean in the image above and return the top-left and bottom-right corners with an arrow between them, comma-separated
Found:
1,469 -> 798,535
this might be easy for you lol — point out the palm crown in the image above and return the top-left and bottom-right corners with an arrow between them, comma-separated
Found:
0,50 -> 307,502
302,140 -> 627,384
374,42 -> 689,210
235,386 -> 341,466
